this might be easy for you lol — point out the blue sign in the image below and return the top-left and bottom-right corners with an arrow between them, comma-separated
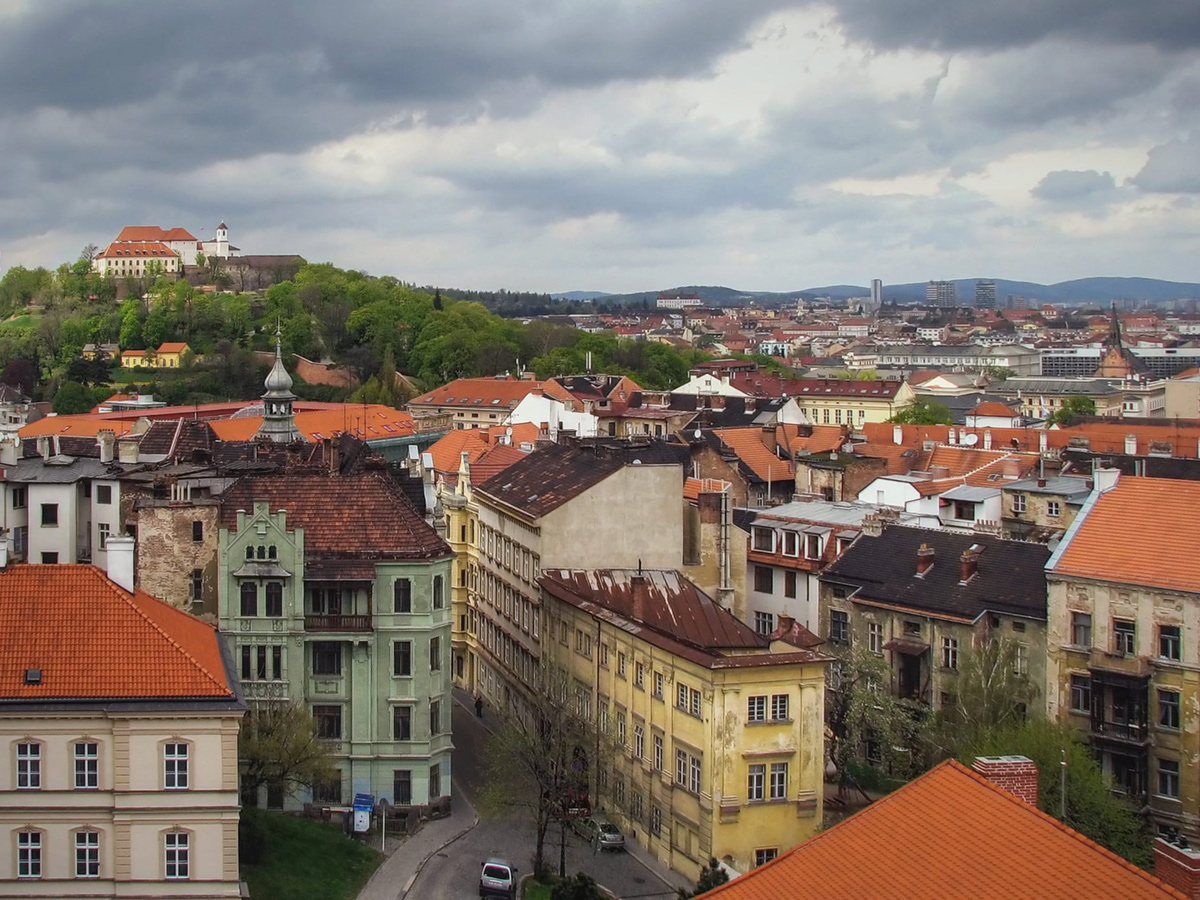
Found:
353,792 -> 375,811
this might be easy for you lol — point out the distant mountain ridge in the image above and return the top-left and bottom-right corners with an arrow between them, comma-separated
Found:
553,277 -> 1200,307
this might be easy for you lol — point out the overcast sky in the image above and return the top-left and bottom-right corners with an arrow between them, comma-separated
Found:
1,0 -> 1197,293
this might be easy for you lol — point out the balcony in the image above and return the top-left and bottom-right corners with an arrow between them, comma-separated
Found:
304,614 -> 372,633
1088,648 -> 1151,681
1091,717 -> 1151,746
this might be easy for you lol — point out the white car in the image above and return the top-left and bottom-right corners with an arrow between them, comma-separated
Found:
480,858 -> 518,898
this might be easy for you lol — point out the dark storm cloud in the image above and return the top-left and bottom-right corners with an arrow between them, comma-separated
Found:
827,0 -> 1200,53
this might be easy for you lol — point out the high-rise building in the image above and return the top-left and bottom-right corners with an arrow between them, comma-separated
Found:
975,280 -> 997,310
870,279 -> 883,306
926,280 -> 956,307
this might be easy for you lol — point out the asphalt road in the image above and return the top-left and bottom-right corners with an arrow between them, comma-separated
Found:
409,697 -> 681,900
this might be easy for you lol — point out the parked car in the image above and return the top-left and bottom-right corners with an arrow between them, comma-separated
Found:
480,858 -> 518,898
572,816 -> 626,851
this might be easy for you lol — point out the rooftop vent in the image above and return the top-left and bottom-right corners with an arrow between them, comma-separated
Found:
24,668 -> 41,685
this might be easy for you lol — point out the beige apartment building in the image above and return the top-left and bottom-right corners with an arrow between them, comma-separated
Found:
0,556 -> 245,898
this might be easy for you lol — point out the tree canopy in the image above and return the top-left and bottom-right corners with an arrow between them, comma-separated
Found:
1049,395 -> 1097,426
887,397 -> 953,425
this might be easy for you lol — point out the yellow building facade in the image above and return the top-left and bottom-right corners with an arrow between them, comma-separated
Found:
441,452 -> 483,694
540,569 -> 830,879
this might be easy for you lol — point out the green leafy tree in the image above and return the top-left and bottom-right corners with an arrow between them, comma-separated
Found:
1049,395 -> 1096,426
238,702 -> 337,803
677,858 -> 729,898
551,873 -> 603,900
943,638 -> 1036,739
887,397 -> 953,425
52,380 -> 94,414
350,345 -> 410,407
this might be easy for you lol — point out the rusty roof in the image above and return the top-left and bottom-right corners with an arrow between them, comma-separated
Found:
476,442 -> 625,517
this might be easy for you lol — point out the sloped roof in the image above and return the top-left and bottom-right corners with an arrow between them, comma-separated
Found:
427,429 -> 491,474
822,526 -> 1049,622
157,342 -> 190,354
219,472 -> 449,559
1051,476 -> 1200,593
709,428 -> 794,483
410,376 -> 577,410
115,226 -> 198,243
700,759 -> 1184,900
970,401 -> 1020,417
0,565 -> 234,700
476,442 -> 624,518
469,444 -> 529,484
96,241 -> 179,259
776,424 -> 846,457
684,477 -> 731,504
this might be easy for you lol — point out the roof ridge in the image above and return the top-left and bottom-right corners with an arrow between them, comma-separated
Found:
119,584 -> 230,695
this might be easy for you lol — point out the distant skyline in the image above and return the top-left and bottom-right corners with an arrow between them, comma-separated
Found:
1,1 -> 1197,293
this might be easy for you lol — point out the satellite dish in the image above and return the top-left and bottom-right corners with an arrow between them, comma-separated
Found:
963,433 -> 980,446
693,428 -> 703,441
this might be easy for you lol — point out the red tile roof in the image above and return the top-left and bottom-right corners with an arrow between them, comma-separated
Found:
970,400 -> 1020,417
683,477 -> 731,504
776,424 -> 846,457
427,429 -> 492,475
469,444 -> 529,484
1053,476 -> 1200,592
157,342 -> 190,354
96,241 -> 179,259
115,226 -> 198,243
701,760 -> 1184,900
0,565 -> 233,700
410,376 -> 578,410
711,428 -> 794,482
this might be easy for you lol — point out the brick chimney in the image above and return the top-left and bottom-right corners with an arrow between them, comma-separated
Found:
630,567 -> 650,623
915,543 -> 935,577
972,755 -> 1039,806
1155,834 -> 1200,899
959,544 -> 982,583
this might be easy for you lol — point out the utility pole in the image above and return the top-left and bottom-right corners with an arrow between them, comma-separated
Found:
1060,750 -> 1067,820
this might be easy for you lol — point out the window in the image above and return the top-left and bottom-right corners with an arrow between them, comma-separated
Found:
192,520 -> 203,542
675,749 -> 687,786
1159,625 -> 1182,661
617,652 -> 627,679
164,831 -> 189,880
1070,675 -> 1091,714
393,706 -> 412,740
781,530 -> 799,557
313,770 -> 342,805
191,568 -> 203,602
769,762 -> 787,800
634,723 -> 645,758
433,575 -> 444,609
653,672 -> 664,700
394,641 -> 412,676
265,582 -> 283,617
75,741 -> 98,789
240,581 -> 257,616
651,807 -> 662,836
1014,643 -> 1028,676
754,611 -> 775,635
1159,690 -> 1181,731
830,610 -> 849,645
1046,500 -> 1061,518
748,764 -> 765,801
952,500 -> 976,521
690,755 -> 701,793
748,695 -> 767,723
429,636 -> 442,671
868,622 -> 883,655
617,710 -> 627,745
1114,619 -> 1136,656
16,742 -> 40,789
17,831 -> 40,878
394,770 -> 412,805
40,503 -> 58,527
313,642 -> 342,675
164,742 -> 189,789
804,532 -> 822,560
430,763 -> 442,799
784,569 -> 797,599
752,526 -> 775,553
40,552 -> 58,564
98,522 -> 111,550
1159,758 -> 1180,799
12,485 -> 27,509
771,694 -> 789,721
653,734 -> 664,771
635,662 -> 645,689
314,705 -> 342,739
755,848 -> 778,867
394,578 -> 412,613
1071,612 -> 1092,647
13,525 -> 26,556
599,643 -> 609,668
903,621 -> 921,637
754,565 -> 774,594
76,830 -> 100,878
941,636 -> 959,670
430,699 -> 441,736
1011,493 -> 1026,514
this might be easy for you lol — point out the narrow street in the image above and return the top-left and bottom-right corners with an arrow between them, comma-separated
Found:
408,692 -> 687,899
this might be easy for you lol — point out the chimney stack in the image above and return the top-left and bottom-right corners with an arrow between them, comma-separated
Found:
972,755 -> 1039,806
983,428 -> 992,450
630,567 -> 649,623
97,430 -> 115,464
1155,834 -> 1200,899
893,424 -> 903,446
118,439 -> 140,464
0,434 -> 18,467
1038,430 -> 1048,453
36,435 -> 49,459
1093,467 -> 1120,492
959,544 -> 981,583
915,543 -> 935,576
105,536 -> 136,592
1125,433 -> 1138,455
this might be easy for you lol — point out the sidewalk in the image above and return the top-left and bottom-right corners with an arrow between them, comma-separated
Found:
355,795 -> 479,900
452,688 -> 693,898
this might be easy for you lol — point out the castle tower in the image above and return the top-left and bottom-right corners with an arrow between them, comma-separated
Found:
255,323 -> 302,443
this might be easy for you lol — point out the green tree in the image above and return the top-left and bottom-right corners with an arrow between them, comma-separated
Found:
887,397 -> 953,425
238,702 -> 337,803
677,858 -> 729,898
1049,395 -> 1097,426
350,345 -> 409,407
551,873 -> 603,900
52,380 -> 94,414
933,637 -> 1037,757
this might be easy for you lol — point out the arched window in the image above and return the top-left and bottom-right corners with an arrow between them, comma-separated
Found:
245,546 -> 254,560
240,582 -> 258,617
268,545 -> 277,559
256,545 -> 266,560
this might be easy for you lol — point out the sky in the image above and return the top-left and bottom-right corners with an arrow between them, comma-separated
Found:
1,0 -> 1197,294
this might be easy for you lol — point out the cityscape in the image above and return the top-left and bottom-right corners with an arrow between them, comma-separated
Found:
1,2 -> 1198,899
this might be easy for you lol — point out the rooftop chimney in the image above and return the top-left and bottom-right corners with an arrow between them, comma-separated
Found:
959,544 -> 982,583
1155,834 -> 1200,899
105,536 -> 135,592
97,429 -> 115,464
118,439 -> 140,464
1125,433 -> 1138,455
983,428 -> 993,450
916,543 -> 935,577
1038,431 -> 1048,453
893,424 -> 903,446
1093,467 -> 1120,492
0,434 -> 18,467
972,755 -> 1039,806
630,566 -> 649,623
36,435 -> 49,460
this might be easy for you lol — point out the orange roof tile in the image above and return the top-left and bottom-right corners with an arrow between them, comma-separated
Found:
970,400 -> 1020,417
852,442 -> 923,475
1053,476 -> 1200,592
410,376 -> 578,411
701,760 -> 1183,900
711,428 -> 794,482
208,405 -> 417,443
776,424 -> 846,456
428,429 -> 491,474
0,565 -> 233,700
683,477 -> 731,503
115,225 -> 198,243
469,444 -> 529,484
18,416 -> 138,439
157,342 -> 189,354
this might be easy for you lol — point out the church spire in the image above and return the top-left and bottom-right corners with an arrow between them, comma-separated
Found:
255,320 -> 302,442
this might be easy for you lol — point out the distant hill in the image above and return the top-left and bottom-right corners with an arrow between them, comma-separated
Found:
556,278 -> 1200,308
